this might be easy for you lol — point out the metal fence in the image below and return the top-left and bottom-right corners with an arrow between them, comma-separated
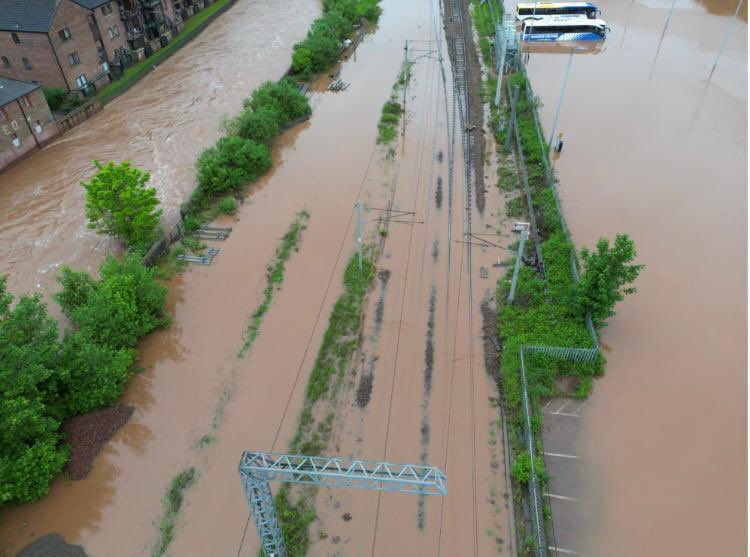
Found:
497,34 -> 605,557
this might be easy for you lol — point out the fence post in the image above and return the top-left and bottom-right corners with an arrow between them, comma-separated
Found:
508,230 -> 527,304
505,84 -> 520,151
355,201 -> 363,272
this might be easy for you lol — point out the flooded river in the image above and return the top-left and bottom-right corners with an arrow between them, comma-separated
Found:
0,0 -> 319,300
525,0 -> 747,554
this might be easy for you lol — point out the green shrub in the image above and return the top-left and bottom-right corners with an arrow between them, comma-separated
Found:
511,451 -> 545,485
58,253 -> 169,349
0,279 -> 68,504
233,106 -> 281,145
43,87 -> 66,111
57,331 -> 136,415
196,136 -> 271,195
217,196 -> 237,215
244,79 -> 311,124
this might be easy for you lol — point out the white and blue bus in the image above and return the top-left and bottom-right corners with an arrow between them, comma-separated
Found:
521,18 -> 609,41
515,2 -> 600,20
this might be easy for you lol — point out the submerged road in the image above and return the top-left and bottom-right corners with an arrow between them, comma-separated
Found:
525,0 -> 747,554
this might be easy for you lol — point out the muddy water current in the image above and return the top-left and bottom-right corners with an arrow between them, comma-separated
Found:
2,0 -> 516,555
0,0 -> 319,301
523,0 -> 747,554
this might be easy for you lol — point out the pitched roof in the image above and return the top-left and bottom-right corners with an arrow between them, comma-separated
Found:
0,75 -> 40,107
0,0 -> 61,33
71,0 -> 113,9
0,0 -> 111,33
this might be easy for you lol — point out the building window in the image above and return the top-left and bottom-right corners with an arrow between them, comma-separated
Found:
20,95 -> 32,109
58,27 -> 72,41
11,32 -> 20,44
101,3 -> 113,16
107,25 -> 120,40
68,52 -> 80,67
75,74 -> 88,88
0,108 -> 7,122
11,134 -> 22,148
22,57 -> 32,70
1,56 -> 10,69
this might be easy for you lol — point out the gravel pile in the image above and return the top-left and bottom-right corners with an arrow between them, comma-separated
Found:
62,405 -> 134,480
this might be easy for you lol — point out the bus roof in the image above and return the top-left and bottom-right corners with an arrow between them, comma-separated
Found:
516,2 -> 597,9
522,17 -> 607,27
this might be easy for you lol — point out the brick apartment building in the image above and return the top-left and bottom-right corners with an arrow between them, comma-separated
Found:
0,76 -> 58,171
0,0 -> 195,96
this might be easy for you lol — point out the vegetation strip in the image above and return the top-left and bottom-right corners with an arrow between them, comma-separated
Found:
238,210 -> 310,357
467,2 -> 642,552
271,251 -> 377,556
152,467 -> 197,557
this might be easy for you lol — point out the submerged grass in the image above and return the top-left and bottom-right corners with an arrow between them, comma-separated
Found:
238,210 -> 310,357
153,467 -> 197,557
266,251 -> 377,556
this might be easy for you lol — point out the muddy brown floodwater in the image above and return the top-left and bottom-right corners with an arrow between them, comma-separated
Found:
0,0 -> 319,301
524,0 -> 747,553
2,0 -> 517,554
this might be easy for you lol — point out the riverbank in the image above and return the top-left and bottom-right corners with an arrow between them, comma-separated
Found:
96,0 -> 238,105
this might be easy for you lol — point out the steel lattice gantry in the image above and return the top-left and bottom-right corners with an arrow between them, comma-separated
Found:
238,451 -> 447,557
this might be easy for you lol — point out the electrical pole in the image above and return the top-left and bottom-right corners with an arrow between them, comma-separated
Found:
709,0 -> 743,79
495,22 -> 507,106
505,85 -> 520,151
508,230 -> 527,304
402,40 -> 409,136
548,48 -> 574,154
355,202 -> 363,272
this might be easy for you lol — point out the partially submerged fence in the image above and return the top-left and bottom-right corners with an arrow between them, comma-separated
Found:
494,19 -> 602,557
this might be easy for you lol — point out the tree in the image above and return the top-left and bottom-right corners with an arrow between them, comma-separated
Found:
244,79 -> 312,123
81,161 -> 163,250
0,278 -> 68,504
233,106 -> 281,145
58,254 -> 169,349
57,331 -> 136,416
196,136 -> 272,196
576,234 -> 643,327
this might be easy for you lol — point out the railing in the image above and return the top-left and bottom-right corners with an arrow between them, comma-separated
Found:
57,99 -> 103,133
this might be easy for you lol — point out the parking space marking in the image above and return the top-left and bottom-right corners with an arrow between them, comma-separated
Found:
546,492 -> 580,502
543,410 -> 580,418
543,451 -> 579,459
553,400 -> 572,414
549,546 -> 580,555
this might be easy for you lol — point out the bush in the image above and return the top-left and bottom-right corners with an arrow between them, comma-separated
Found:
218,196 -> 237,215
511,451 -> 545,485
0,279 -> 68,504
57,254 -> 169,349
43,87 -> 66,111
57,331 -> 136,415
80,161 -> 163,250
244,79 -> 311,124
233,106 -> 281,145
196,136 -> 272,196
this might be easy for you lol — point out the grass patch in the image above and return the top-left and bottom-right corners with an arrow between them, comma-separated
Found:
153,467 -> 197,557
266,251 -> 376,555
97,0 -> 233,104
238,210 -> 310,357
376,63 -> 413,144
